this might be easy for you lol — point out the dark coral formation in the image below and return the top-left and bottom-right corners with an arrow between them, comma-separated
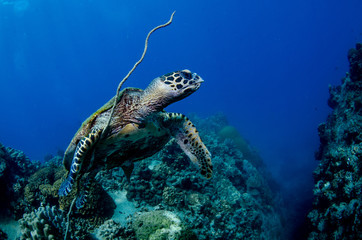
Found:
308,43 -> 362,239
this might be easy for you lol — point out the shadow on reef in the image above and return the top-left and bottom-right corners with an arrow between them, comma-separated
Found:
0,113 -> 288,239
307,43 -> 362,239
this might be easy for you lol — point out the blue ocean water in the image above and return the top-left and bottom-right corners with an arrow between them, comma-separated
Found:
0,0 -> 361,222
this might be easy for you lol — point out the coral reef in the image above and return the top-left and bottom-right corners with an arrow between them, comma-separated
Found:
95,219 -> 133,240
0,143 -> 39,218
20,154 -> 116,232
218,125 -> 254,161
18,204 -> 98,240
96,114 -> 284,239
1,112 -> 284,239
24,160 -> 64,208
58,176 -> 116,228
132,210 -> 183,240
0,229 -> 8,240
308,43 -> 362,239
19,205 -> 70,240
0,146 -> 116,238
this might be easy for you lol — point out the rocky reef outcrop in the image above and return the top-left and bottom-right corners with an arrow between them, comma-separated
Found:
308,43 -> 362,239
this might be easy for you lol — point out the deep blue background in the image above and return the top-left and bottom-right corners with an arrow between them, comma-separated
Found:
0,0 -> 361,204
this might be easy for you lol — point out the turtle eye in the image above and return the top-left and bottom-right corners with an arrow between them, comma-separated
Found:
181,71 -> 192,80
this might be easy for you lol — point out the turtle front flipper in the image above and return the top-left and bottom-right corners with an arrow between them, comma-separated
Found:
163,113 -> 213,179
58,128 -> 102,197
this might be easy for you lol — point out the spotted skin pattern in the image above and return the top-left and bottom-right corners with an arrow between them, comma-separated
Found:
162,70 -> 202,91
164,112 -> 213,179
58,128 -> 102,197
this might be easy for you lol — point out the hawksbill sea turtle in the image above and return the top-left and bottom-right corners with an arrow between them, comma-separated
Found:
58,69 -> 213,208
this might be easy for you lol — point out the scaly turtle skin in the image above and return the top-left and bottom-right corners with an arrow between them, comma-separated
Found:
58,70 -> 213,207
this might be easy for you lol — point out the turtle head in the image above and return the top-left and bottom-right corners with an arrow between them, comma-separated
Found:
154,69 -> 204,100
161,69 -> 203,96
145,69 -> 204,109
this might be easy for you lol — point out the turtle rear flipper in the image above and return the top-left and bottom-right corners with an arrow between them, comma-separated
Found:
75,175 -> 92,209
164,113 -> 213,179
58,128 -> 102,197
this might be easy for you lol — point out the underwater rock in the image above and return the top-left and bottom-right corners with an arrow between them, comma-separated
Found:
308,43 -> 362,239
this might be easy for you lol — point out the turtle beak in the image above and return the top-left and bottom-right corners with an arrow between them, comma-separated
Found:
193,74 -> 204,88
192,73 -> 204,83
